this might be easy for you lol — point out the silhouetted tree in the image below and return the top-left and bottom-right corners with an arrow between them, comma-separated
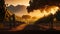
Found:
27,0 -> 60,12
0,0 -> 6,22
22,15 -> 31,19
9,14 -> 16,28
55,10 -> 60,21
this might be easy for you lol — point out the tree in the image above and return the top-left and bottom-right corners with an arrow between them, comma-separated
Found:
55,10 -> 60,21
22,15 -> 31,19
0,0 -> 6,22
27,0 -> 60,12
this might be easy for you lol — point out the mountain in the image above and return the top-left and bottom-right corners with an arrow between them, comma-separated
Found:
7,5 -> 27,13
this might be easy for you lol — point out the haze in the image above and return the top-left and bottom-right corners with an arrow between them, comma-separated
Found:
5,0 -> 30,6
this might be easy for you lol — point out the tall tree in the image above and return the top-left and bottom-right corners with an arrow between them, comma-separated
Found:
0,0 -> 6,22
55,10 -> 60,21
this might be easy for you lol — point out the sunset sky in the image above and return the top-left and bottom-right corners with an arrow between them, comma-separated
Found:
5,0 -> 59,18
4,0 -> 60,31
5,0 -> 30,16
5,0 -> 30,6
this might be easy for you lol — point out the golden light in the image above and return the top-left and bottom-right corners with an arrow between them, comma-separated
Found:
15,6 -> 59,24
28,6 -> 59,20
50,6 -> 59,15
9,6 -> 59,31
5,0 -> 30,6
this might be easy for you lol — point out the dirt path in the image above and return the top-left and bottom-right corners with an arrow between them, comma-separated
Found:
9,24 -> 28,31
